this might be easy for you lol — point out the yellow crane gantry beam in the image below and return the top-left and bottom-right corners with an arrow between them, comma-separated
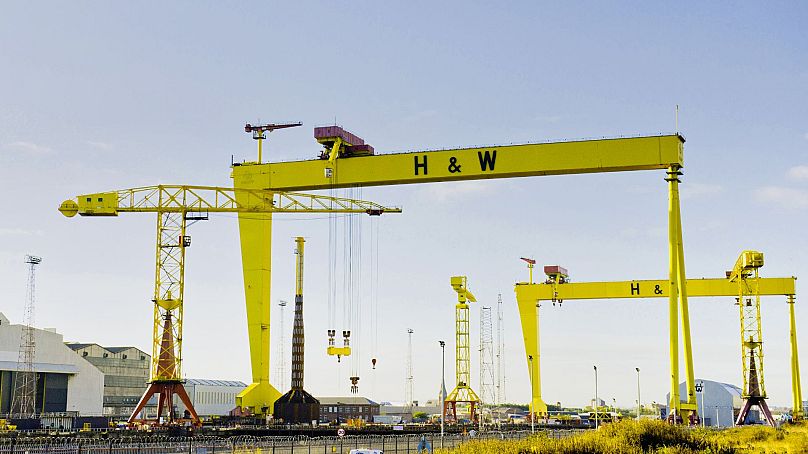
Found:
233,135 -> 684,191
59,185 -> 401,423
514,274 -> 802,421
231,133 -> 702,420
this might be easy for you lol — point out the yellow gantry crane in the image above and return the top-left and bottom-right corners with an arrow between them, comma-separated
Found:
58,185 -> 401,425
446,276 -> 481,423
514,259 -> 803,423
729,251 -> 775,425
232,126 -> 693,418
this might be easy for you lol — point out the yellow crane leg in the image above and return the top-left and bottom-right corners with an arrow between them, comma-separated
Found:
234,208 -> 281,414
666,167 -> 682,420
515,291 -> 547,416
666,166 -> 698,422
788,295 -> 804,420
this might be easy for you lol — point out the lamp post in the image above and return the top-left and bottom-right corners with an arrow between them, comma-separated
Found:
439,340 -> 446,440
635,367 -> 641,421
528,355 -> 534,434
695,381 -> 704,427
594,365 -> 599,429
612,398 -> 616,421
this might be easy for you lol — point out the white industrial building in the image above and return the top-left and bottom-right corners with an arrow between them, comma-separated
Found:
174,379 -> 247,417
0,313 -> 103,415
666,379 -> 755,427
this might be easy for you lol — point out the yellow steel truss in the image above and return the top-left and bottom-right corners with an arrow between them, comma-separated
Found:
446,276 -> 480,422
59,185 -> 401,420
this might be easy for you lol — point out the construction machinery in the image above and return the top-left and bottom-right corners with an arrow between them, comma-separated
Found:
59,185 -> 401,425
514,260 -> 803,423
273,237 -> 320,424
728,251 -> 775,425
244,122 -> 302,163
445,276 -> 481,423
231,129 -> 698,420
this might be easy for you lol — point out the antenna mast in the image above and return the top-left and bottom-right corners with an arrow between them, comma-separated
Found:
496,293 -> 505,404
274,300 -> 288,392
479,306 -> 495,424
405,328 -> 414,409
12,255 -> 42,417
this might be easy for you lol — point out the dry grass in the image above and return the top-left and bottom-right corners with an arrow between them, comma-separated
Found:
436,420 -> 808,454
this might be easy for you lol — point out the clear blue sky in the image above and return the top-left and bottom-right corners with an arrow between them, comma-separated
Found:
1,2 -> 807,409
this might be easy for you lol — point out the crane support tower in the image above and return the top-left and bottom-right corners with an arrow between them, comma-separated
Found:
445,276 -> 481,423
273,237 -> 320,424
729,251 -> 775,425
59,185 -> 401,424
514,262 -> 803,423
231,129 -> 696,420
11,255 -> 42,417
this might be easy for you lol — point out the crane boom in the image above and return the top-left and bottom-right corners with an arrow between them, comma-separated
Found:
59,185 -> 401,216
60,185 -> 401,425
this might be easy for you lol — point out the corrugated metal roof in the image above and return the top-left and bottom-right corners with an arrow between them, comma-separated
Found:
317,396 -> 378,405
65,343 -> 97,351
186,378 -> 247,387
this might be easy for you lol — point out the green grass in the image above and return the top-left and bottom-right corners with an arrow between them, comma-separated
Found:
437,420 -> 808,453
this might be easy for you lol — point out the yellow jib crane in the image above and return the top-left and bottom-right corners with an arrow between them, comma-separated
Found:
446,276 -> 481,422
58,185 -> 401,425
729,251 -> 775,425
514,260 -> 803,423
232,128 -> 693,418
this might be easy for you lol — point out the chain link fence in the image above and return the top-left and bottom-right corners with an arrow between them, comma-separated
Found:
0,429 -> 582,454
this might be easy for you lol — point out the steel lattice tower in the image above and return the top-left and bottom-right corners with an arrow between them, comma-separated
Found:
405,329 -> 414,408
496,293 -> 505,405
12,255 -> 41,417
479,306 -> 495,408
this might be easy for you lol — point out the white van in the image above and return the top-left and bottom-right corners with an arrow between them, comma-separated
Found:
349,450 -> 383,454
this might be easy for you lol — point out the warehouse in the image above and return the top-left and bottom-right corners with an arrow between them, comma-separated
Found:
0,313 -> 103,415
175,379 -> 247,417
66,343 -> 152,418
667,379 -> 755,427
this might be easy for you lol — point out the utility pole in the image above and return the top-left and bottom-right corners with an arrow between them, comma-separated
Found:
274,300 -> 288,392
406,329 -> 414,412
496,293 -> 505,405
594,365 -> 599,429
636,367 -> 641,421
12,255 -> 41,417
439,340 -> 446,441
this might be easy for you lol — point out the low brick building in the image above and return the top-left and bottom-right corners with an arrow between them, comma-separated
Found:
317,397 -> 379,424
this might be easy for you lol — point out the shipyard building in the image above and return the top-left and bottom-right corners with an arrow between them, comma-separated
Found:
0,313 -> 103,415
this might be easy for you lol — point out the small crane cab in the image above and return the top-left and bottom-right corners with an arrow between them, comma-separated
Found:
60,192 -> 119,217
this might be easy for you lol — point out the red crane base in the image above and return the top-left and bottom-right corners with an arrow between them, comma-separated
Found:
128,381 -> 201,427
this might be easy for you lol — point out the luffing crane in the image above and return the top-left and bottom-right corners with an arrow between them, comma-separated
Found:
445,276 -> 481,423
728,250 -> 776,425
59,185 -> 401,426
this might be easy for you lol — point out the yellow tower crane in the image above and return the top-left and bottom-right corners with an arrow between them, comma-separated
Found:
58,185 -> 401,425
446,276 -> 481,423
729,251 -> 775,425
